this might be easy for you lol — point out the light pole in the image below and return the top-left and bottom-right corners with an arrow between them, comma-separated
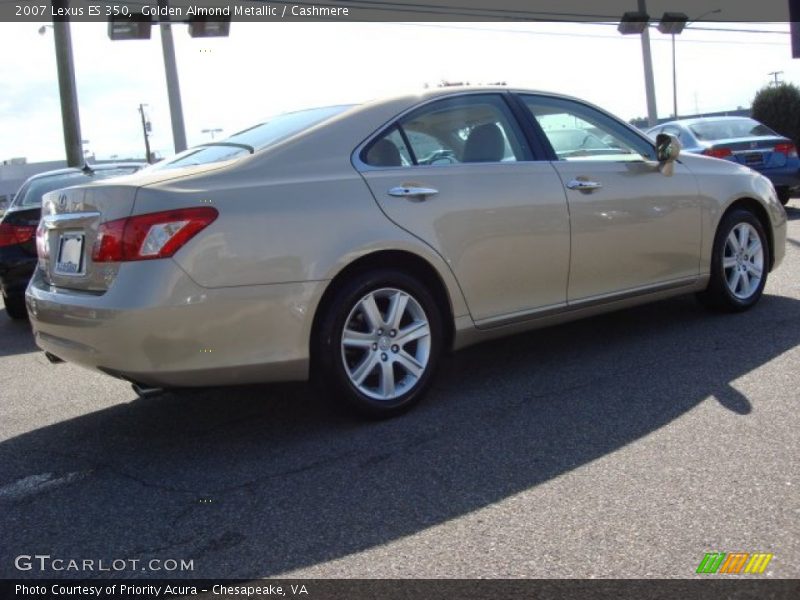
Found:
107,4 -> 229,156
157,0 -> 187,153
659,9 -> 721,119
40,5 -> 84,167
618,1 -> 658,127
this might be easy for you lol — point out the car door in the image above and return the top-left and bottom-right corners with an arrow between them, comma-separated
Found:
517,94 -> 702,304
356,93 -> 570,324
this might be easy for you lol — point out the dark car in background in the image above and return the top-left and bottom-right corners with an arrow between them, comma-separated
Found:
0,163 -> 142,319
646,117 -> 800,205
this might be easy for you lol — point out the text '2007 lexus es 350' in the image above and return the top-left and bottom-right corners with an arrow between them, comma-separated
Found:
27,87 -> 787,418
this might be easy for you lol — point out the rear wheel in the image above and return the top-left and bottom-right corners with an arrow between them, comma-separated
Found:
316,269 -> 442,418
2,291 -> 28,320
697,208 -> 770,312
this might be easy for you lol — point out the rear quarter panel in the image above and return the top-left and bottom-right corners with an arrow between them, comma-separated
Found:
134,142 -> 470,320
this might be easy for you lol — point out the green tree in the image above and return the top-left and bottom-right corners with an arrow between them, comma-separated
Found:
751,82 -> 800,148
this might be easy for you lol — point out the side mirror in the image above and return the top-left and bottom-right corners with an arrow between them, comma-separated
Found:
656,133 -> 681,162
655,133 -> 681,176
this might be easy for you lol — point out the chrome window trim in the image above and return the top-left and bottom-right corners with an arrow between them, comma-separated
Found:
352,90 -> 532,172
352,89 -> 659,172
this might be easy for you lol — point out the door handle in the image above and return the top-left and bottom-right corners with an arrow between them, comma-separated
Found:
566,179 -> 603,192
388,186 -> 439,199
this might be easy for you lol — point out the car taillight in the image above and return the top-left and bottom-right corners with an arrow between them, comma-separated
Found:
774,142 -> 798,158
703,147 -> 733,159
36,221 -> 49,259
0,222 -> 35,247
92,207 -> 218,262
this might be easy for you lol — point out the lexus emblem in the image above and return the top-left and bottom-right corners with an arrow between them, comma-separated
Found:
58,193 -> 67,208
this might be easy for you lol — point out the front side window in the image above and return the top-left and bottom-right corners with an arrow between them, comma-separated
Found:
362,94 -> 529,167
522,95 -> 655,162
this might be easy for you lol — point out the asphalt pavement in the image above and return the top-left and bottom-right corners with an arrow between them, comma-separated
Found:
1,206 -> 799,579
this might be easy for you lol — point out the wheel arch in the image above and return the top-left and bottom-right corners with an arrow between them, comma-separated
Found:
720,197 -> 775,271
309,250 -> 457,367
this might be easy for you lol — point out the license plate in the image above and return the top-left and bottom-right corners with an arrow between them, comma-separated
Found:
744,153 -> 763,166
55,233 -> 85,276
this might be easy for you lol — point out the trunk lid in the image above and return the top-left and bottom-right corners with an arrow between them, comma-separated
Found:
706,136 -> 794,169
39,183 -> 138,292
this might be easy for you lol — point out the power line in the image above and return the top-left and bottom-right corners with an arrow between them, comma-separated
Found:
385,22 -> 789,46
243,0 -> 622,20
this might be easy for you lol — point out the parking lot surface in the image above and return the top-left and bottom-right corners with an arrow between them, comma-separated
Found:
1,206 -> 799,579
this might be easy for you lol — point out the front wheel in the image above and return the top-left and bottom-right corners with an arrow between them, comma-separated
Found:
316,270 -> 443,418
697,208 -> 770,312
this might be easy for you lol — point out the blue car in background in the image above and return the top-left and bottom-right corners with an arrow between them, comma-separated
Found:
647,117 -> 799,205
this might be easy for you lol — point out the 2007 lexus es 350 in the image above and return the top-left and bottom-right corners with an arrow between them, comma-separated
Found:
27,87 -> 787,417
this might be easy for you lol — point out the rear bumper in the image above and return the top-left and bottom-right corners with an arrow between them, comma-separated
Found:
26,260 -> 324,387
759,167 -> 800,189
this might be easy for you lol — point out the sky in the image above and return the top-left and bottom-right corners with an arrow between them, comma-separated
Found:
0,20 -> 798,163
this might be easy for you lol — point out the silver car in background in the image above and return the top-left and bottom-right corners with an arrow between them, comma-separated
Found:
27,87 -> 787,417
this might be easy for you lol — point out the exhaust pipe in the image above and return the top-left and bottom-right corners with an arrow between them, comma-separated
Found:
131,383 -> 165,400
44,352 -> 64,364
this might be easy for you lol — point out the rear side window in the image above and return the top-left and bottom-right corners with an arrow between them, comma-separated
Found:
362,94 -> 530,168
363,127 -> 413,167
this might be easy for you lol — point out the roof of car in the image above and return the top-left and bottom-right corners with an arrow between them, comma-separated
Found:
650,116 -> 755,130
353,85 -> 588,111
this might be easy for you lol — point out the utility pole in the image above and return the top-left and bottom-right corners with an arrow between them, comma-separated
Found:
158,0 -> 187,153
671,33 -> 677,117
138,104 -> 152,163
51,1 -> 83,167
768,71 -> 784,86
638,0 -> 658,127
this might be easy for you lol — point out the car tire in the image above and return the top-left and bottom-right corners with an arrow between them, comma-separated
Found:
2,291 -> 28,321
776,187 -> 791,206
697,208 -> 770,312
316,269 -> 443,418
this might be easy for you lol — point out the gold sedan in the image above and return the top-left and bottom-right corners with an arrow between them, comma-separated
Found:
27,87 -> 787,417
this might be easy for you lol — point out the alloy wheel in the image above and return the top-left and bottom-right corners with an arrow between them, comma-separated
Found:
723,222 -> 764,300
340,287 -> 431,401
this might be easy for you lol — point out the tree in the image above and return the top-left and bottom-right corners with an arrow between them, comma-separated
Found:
751,82 -> 800,148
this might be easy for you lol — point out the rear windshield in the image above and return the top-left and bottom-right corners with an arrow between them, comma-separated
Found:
13,167 -> 140,208
150,105 -> 353,171
689,118 -> 777,141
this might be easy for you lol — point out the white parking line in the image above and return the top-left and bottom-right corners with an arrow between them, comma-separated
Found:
0,470 -> 91,501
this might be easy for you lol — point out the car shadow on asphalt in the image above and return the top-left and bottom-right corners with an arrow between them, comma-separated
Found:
1,293 -> 799,578
0,309 -> 37,357
784,204 -> 800,221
